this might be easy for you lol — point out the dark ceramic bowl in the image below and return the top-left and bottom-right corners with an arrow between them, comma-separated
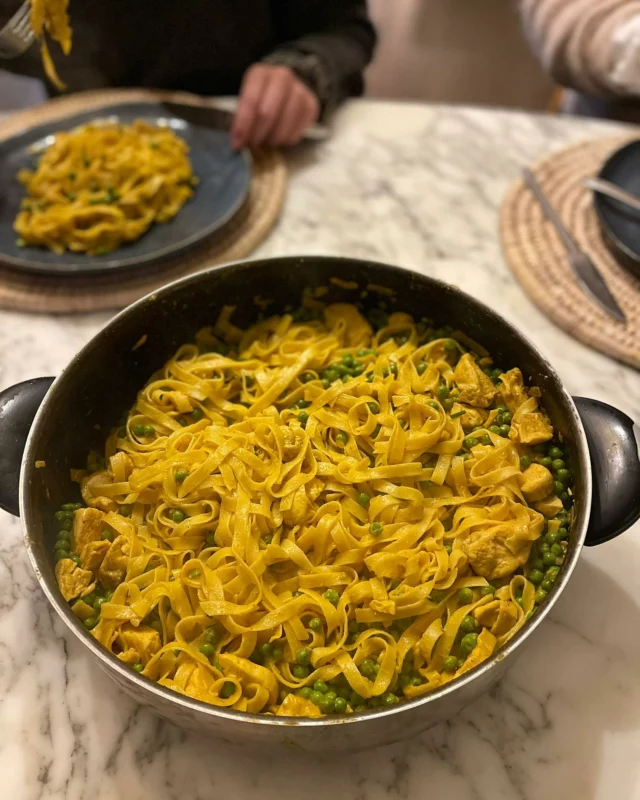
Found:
0,102 -> 251,277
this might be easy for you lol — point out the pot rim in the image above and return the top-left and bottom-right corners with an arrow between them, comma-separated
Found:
19,255 -> 592,730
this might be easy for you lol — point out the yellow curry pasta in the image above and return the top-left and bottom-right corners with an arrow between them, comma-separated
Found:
15,121 -> 197,256
30,0 -> 72,90
53,302 -> 573,717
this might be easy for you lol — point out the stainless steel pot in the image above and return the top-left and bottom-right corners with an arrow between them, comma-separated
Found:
1,256 -> 638,754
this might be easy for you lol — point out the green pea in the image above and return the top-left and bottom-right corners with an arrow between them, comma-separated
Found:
334,697 -> 348,714
534,588 -> 547,604
133,663 -> 144,673
551,543 -> 564,557
298,411 -> 309,425
436,385 -> 450,400
54,539 -> 70,552
100,529 -> 114,542
143,425 -> 155,437
54,551 -> 68,562
488,426 -> 501,435
175,468 -> 189,483
444,339 -> 457,352
548,446 -> 563,460
204,627 -> 218,644
336,431 -> 349,445
119,504 -> 132,517
411,676 -> 422,686
296,647 -> 312,666
556,527 -> 569,541
321,379 -> 330,390
313,680 -> 329,694
58,518 -> 74,532
257,642 -> 272,660
546,566 -> 560,582
170,509 -> 185,523
300,372 -> 314,383
464,437 -> 479,450
539,541 -> 550,554
428,401 -> 439,410
480,586 -> 494,596
220,681 -> 235,698
292,664 -> 309,679
556,468 -> 570,482
348,619 -> 360,635
206,534 -> 217,547
70,555 -> 82,566
359,659 -> 377,679
272,646 -> 284,661
57,529 -> 72,542
491,368 -> 502,382
520,456 -> 532,470
554,481 -> 564,495
298,687 -> 313,700
83,616 -> 98,630
325,368 -> 339,383
443,655 -> 458,673
324,588 -> 340,606
199,643 -> 214,657
460,633 -> 478,654
460,615 -> 476,633
354,704 -> 367,712
367,402 -> 379,414
481,434 -> 492,446
545,530 -> 558,545
309,617 -> 323,631
381,692 -> 399,706
93,597 -> 107,612
309,690 -> 324,706
416,362 -> 427,376
529,569 -> 544,585
372,424 -> 382,438
540,579 -> 552,592
442,398 -> 454,411
542,552 -> 557,567
538,456 -> 552,468
369,521 -> 383,536
133,423 -> 145,436
430,589 -> 447,603
189,569 -> 201,579
458,587 -> 473,604
389,362 -> 398,378
499,425 -> 511,437
357,492 -> 371,507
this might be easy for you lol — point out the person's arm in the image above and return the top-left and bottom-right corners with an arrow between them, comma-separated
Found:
520,0 -> 640,97
231,0 -> 376,149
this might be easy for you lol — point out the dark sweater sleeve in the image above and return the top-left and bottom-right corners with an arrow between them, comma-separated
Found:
263,0 -> 377,115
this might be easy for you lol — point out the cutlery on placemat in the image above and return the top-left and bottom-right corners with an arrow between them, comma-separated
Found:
0,1 -> 34,59
584,177 -> 640,214
522,168 -> 626,324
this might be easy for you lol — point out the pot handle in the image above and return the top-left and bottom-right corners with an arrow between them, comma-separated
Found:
0,377 -> 54,517
574,397 -> 640,546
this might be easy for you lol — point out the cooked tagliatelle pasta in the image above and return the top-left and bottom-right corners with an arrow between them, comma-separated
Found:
15,121 -> 197,256
30,0 -> 72,90
52,301 -> 574,718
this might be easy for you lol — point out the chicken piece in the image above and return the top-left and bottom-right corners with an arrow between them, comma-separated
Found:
453,354 -> 497,408
535,494 -> 564,518
511,412 -> 553,446
457,405 -> 488,430
474,599 -> 519,638
119,624 -> 161,663
499,368 -> 528,412
282,485 -> 309,525
55,558 -> 95,601
456,628 -> 497,676
519,464 -> 554,502
80,539 -> 110,575
117,648 -> 140,667
277,693 -> 323,718
98,535 -> 130,589
81,470 -> 117,512
72,507 -> 105,554
462,528 -> 529,580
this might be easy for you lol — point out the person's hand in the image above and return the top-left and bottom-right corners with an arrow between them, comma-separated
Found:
231,64 -> 320,150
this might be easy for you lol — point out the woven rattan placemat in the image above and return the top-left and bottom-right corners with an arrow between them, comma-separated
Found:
500,134 -> 640,369
0,89 -> 287,314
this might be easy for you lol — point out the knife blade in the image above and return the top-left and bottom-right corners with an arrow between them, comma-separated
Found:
522,168 -> 626,324
161,100 -> 330,141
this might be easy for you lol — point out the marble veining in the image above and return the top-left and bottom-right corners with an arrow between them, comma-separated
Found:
1,101 -> 639,799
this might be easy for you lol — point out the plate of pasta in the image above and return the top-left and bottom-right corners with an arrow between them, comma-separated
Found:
0,102 -> 251,275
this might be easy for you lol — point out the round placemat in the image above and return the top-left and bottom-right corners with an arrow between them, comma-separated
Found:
500,134 -> 640,370
0,89 -> 287,314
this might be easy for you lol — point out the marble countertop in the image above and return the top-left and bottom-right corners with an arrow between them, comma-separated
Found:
1,100 -> 639,800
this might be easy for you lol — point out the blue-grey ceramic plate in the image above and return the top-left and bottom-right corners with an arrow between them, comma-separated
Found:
0,102 -> 251,276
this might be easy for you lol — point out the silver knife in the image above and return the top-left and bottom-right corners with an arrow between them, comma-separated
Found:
522,168 -> 626,324
583,177 -> 640,214
162,99 -> 330,142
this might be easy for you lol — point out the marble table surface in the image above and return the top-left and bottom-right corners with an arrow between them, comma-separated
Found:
1,100 -> 639,800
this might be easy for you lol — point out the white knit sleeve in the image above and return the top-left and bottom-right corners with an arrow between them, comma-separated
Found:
609,14 -> 640,94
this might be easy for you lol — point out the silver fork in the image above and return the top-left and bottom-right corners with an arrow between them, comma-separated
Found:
0,1 -> 34,59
